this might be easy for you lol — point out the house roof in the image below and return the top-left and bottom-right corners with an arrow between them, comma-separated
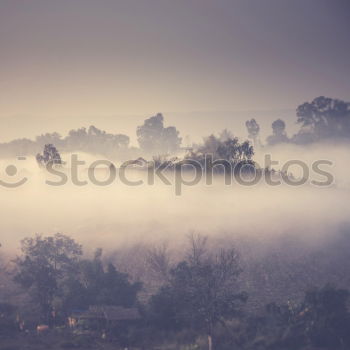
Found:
73,305 -> 140,321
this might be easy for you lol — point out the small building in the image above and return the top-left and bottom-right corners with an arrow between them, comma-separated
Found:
68,305 -> 141,333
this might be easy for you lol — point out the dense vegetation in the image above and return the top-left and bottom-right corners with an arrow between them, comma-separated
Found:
1,232 -> 350,350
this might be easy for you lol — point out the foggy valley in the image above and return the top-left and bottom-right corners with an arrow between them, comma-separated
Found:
1,1 -> 350,349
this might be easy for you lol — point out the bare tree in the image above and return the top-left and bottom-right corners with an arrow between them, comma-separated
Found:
146,242 -> 172,283
151,234 -> 247,350
186,231 -> 208,265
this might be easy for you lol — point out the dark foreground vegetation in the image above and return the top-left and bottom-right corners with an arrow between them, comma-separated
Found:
1,232 -> 350,350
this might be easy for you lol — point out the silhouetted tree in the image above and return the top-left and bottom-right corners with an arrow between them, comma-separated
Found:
62,249 -> 141,313
146,243 -> 172,284
149,234 -> 247,350
194,134 -> 254,163
299,285 -> 350,349
137,113 -> 181,154
293,96 -> 350,143
245,119 -> 260,147
14,234 -> 82,326
266,119 -> 289,145
247,285 -> 350,350
36,144 -> 62,167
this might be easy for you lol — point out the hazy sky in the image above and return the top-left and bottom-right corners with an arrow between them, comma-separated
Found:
0,0 -> 349,139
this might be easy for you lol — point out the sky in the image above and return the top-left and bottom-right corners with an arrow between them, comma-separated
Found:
0,0 -> 349,141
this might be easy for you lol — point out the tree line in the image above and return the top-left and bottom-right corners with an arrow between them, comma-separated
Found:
1,233 -> 350,350
0,114 -> 181,160
247,96 -> 350,146
0,96 -> 349,160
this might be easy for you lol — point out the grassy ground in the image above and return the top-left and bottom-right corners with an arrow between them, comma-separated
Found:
0,332 -> 134,350
0,329 -> 190,350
